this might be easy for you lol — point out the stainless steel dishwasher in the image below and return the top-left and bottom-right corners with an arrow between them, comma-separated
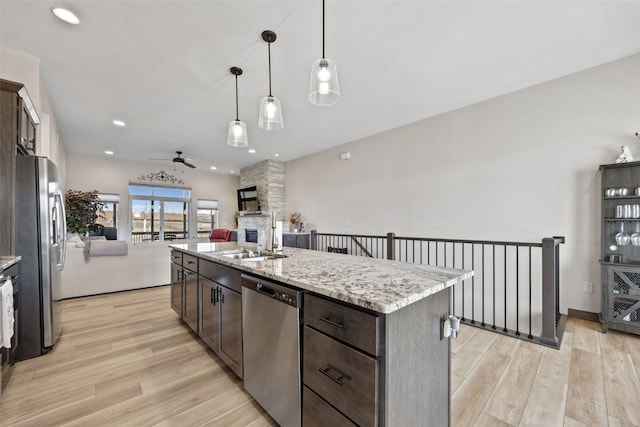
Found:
241,274 -> 302,427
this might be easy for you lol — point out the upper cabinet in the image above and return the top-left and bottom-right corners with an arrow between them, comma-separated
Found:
1,79 -> 40,156
0,78 -> 39,255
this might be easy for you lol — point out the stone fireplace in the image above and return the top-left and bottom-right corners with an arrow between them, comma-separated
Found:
236,160 -> 285,245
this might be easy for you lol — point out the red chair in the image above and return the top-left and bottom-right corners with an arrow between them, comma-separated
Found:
209,228 -> 231,242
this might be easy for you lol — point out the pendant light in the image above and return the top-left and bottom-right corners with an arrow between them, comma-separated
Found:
309,0 -> 340,106
259,30 -> 283,130
227,67 -> 248,148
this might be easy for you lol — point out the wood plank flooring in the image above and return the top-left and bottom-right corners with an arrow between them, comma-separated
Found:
0,286 -> 638,426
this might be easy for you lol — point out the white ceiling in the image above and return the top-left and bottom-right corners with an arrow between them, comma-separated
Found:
2,1 -> 639,174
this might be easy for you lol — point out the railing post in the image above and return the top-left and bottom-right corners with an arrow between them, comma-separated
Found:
540,236 -> 563,347
386,232 -> 395,260
310,230 -> 317,251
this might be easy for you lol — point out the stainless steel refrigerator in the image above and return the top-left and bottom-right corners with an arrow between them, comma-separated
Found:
15,156 -> 66,361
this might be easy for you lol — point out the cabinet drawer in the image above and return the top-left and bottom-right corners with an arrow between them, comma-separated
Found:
171,250 -> 182,265
182,254 -> 198,272
303,326 -> 377,427
199,259 -> 241,293
303,385 -> 356,427
305,294 -> 379,355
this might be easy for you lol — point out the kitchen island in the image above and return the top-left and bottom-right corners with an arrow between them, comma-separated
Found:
170,242 -> 472,426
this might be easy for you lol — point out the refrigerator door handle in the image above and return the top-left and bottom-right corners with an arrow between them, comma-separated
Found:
55,190 -> 67,270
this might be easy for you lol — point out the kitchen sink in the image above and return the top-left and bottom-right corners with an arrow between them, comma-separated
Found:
222,250 -> 287,262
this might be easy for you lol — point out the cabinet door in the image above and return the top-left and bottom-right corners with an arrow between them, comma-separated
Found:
18,102 -> 35,155
606,267 -> 640,331
219,286 -> 243,377
283,234 -> 296,248
199,278 -> 220,351
183,270 -> 199,332
0,90 -> 17,255
298,234 -> 310,249
170,263 -> 183,317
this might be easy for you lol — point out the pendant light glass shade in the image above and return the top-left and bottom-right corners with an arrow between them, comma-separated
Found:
259,31 -> 283,130
227,120 -> 248,147
259,96 -> 283,130
227,67 -> 248,148
309,58 -> 339,105
309,0 -> 340,106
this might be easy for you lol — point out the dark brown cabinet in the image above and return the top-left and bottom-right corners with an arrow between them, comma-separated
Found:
303,326 -> 378,426
0,79 -> 39,255
170,251 -> 183,316
303,294 -> 380,426
218,285 -> 242,371
303,290 -> 451,426
19,100 -> 37,156
183,254 -> 199,333
170,251 -> 244,378
302,387 -> 357,427
198,259 -> 243,378
200,277 -> 220,350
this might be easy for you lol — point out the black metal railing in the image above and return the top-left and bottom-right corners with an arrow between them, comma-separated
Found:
310,230 -> 565,348
131,231 -> 210,244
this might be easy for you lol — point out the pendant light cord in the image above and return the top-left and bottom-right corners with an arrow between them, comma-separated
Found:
235,74 -> 239,121
322,0 -> 325,59
268,42 -> 273,97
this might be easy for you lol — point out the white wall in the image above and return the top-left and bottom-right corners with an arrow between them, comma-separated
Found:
286,53 -> 640,315
66,153 -> 240,242
0,47 -> 66,182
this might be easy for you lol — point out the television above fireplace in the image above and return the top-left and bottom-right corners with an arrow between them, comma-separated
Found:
237,186 -> 260,213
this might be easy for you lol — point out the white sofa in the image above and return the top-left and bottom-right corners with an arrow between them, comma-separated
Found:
61,241 -> 172,299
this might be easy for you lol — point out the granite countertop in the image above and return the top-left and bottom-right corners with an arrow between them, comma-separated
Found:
170,242 -> 473,314
0,256 -> 21,272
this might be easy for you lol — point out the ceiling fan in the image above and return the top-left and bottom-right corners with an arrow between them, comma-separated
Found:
149,151 -> 196,169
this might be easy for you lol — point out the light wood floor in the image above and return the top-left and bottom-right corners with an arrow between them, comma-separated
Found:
0,286 -> 639,427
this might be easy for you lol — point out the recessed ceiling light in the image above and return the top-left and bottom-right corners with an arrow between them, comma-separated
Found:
210,166 -> 217,170
274,153 -> 280,157
248,149 -> 256,154
112,119 -> 126,127
104,150 -> 114,155
230,170 -> 235,174
51,7 -> 80,25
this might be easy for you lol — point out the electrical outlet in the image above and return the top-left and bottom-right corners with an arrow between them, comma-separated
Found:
584,281 -> 593,293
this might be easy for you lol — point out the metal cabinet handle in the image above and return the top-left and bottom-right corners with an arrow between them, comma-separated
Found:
211,287 -> 216,305
220,287 -> 225,303
319,367 -> 346,386
185,261 -> 195,265
319,317 -> 344,329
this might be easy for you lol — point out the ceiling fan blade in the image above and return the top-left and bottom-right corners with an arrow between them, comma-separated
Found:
184,162 -> 196,168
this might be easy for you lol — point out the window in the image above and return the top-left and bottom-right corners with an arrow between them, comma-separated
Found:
96,193 -> 119,229
129,185 -> 191,243
197,199 -> 219,238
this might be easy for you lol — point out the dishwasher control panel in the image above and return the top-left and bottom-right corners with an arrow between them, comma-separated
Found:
248,279 -> 301,308
274,290 -> 297,306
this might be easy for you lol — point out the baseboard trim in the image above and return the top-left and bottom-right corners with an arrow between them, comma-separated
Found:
567,308 -> 600,323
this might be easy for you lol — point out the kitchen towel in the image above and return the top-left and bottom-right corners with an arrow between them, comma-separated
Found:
0,278 -> 14,349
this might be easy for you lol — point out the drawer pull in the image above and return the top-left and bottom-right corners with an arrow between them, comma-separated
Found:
319,317 -> 344,329
185,260 -> 195,265
319,367 -> 346,386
